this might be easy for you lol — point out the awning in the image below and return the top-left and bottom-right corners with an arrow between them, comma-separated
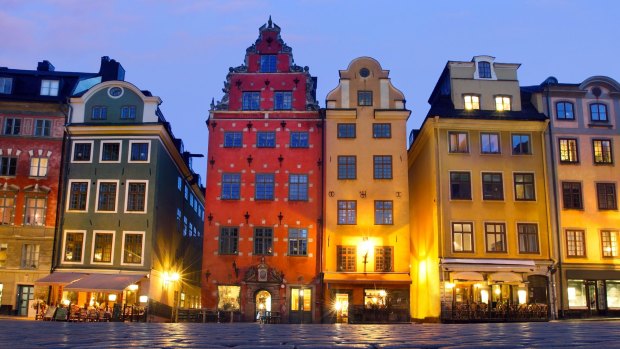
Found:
451,271 -> 484,281
323,272 -> 411,285
64,273 -> 146,293
35,272 -> 88,286
488,272 -> 523,283
441,258 -> 537,273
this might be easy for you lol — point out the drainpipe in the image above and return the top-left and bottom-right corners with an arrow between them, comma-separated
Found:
544,83 -> 564,319
317,108 -> 326,323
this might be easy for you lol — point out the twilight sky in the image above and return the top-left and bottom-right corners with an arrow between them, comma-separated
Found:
4,0 -> 620,184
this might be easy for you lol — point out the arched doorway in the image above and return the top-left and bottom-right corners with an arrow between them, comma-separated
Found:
255,290 -> 271,322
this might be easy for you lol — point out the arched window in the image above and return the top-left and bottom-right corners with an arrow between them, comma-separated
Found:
478,61 -> 492,79
590,103 -> 608,122
555,101 -> 574,120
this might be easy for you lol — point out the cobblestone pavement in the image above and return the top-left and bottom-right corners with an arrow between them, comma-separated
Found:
1,319 -> 619,348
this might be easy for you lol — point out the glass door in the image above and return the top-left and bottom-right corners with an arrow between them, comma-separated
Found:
586,280 -> 607,316
335,293 -> 349,323
16,285 -> 34,316
290,287 -> 311,323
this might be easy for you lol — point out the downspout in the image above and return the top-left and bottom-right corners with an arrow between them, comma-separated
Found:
317,108 -> 325,323
433,117 -> 445,320
544,84 -> 564,318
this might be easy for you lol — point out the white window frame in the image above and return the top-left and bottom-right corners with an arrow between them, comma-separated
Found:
61,230 -> 86,265
94,179 -> 120,213
71,140 -> 94,163
29,156 -> 49,177
91,230 -> 115,265
66,179 -> 91,212
128,140 -> 151,163
40,79 -> 59,96
124,180 -> 148,214
99,140 -> 122,163
121,231 -> 146,266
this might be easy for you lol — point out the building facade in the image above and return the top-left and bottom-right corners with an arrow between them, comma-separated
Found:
531,76 -> 620,318
40,62 -> 204,321
0,60 -> 101,316
323,57 -> 411,323
408,56 -> 554,322
202,19 -> 322,323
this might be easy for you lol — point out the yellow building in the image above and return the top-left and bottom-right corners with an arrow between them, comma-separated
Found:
409,56 -> 554,322
323,57 -> 411,323
531,76 -> 620,318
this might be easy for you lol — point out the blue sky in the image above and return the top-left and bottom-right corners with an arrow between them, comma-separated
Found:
4,0 -> 620,183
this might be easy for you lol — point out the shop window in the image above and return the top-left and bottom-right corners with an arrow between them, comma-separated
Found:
217,285 -> 240,311
567,280 -> 587,308
364,289 -> 387,309
607,281 -> 620,309
291,288 -> 311,311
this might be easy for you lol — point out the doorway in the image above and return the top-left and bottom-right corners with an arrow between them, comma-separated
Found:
587,280 -> 607,316
255,290 -> 271,322
335,293 -> 349,323
289,287 -> 312,323
16,285 -> 34,316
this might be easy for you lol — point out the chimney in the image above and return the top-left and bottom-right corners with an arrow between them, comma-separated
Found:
37,60 -> 55,72
99,56 -> 125,82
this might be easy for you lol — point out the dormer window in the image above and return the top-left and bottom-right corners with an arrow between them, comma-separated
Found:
0,77 -> 12,94
495,96 -> 511,111
478,61 -> 492,79
464,95 -> 480,110
260,55 -> 277,73
40,80 -> 59,96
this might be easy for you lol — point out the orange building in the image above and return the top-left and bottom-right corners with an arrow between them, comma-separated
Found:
202,18 -> 322,323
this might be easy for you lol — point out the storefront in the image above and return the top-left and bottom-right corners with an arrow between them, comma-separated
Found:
564,270 -> 620,318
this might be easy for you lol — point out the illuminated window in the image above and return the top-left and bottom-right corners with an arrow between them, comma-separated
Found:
92,232 -> 113,263
601,230 -> 618,257
597,183 -> 617,210
593,139 -> 613,164
452,222 -> 473,252
478,61 -> 492,79
495,96 -> 511,111
63,232 -> 84,262
291,288 -> 311,311
218,285 -> 240,311
374,246 -> 393,272
337,246 -> 356,271
0,194 -> 15,225
562,182 -> 583,209
567,280 -> 587,308
30,157 -> 48,177
566,230 -> 585,257
0,243 -> 7,267
485,223 -> 506,252
40,80 -> 59,96
337,200 -> 356,225
518,223 -> 539,254
482,172 -> 503,200
481,133 -> 500,154
450,172 -> 471,200
559,138 -> 579,163
24,196 -> 46,226
464,95 -> 480,110
590,103 -> 608,122
122,232 -> 143,264
21,244 -> 39,269
514,173 -> 535,201
448,131 -> 468,153
556,102 -> 574,120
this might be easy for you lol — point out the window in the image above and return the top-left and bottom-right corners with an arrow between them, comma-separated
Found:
452,222 -> 473,252
337,246 -> 356,272
481,133 -> 500,154
122,232 -> 144,265
72,142 -> 92,162
512,134 -> 531,155
68,181 -> 89,211
120,105 -> 136,119
92,232 -> 113,263
358,91 -> 373,106
562,182 -> 583,209
40,80 -> 59,96
495,96 -> 511,111
373,156 -> 392,179
593,139 -> 613,164
559,138 -> 579,163
597,183 -> 617,210
63,232 -> 84,262
590,103 -> 608,122
96,181 -> 117,212
224,132 -> 242,148
255,174 -> 274,200
130,141 -> 149,162
450,172 -> 471,200
0,243 -> 7,267
556,101 -> 575,120
372,123 -> 391,138
485,223 -> 506,252
21,244 -> 39,269
291,288 -> 311,311
375,246 -> 393,272
478,61 -> 491,79
256,132 -> 275,148
288,228 -> 308,256
602,230 -> 618,257
29,157 -> 48,177
24,196 -> 46,226
464,95 -> 480,110
274,91 -> 292,110
4,118 -> 20,135
374,200 -> 393,225
126,181 -> 147,212
0,194 -> 15,224
518,223 -> 539,253
242,92 -> 260,110
217,285 -> 240,311
260,55 -> 277,73
34,120 -> 51,137
482,172 -> 503,200
101,142 -> 120,162
337,156 -> 356,179
448,131 -> 468,153
514,173 -> 535,201
0,77 -> 12,94
0,157 -> 17,176
337,124 -> 356,138
91,106 -> 107,120
337,200 -> 356,225
566,230 -> 585,257
289,174 -> 308,201
290,132 -> 309,148
221,173 -> 240,200
254,227 -> 273,255
219,227 -> 238,255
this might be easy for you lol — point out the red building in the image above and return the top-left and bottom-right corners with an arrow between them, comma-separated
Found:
203,18 -> 322,323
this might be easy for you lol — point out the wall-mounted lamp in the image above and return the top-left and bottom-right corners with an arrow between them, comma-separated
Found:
293,78 -> 300,86
264,79 -> 270,86
207,212 -> 213,226
139,295 -> 148,304
317,158 -> 322,167
244,211 -> 250,224
232,261 -> 239,278
280,121 -> 287,128
247,121 -> 253,130
235,79 -> 242,90
108,294 -> 117,302
210,120 -> 217,130
277,211 -> 283,225
205,269 -> 211,282
128,284 -> 139,292
247,155 -> 253,166
209,156 -> 216,169
278,154 -> 284,166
